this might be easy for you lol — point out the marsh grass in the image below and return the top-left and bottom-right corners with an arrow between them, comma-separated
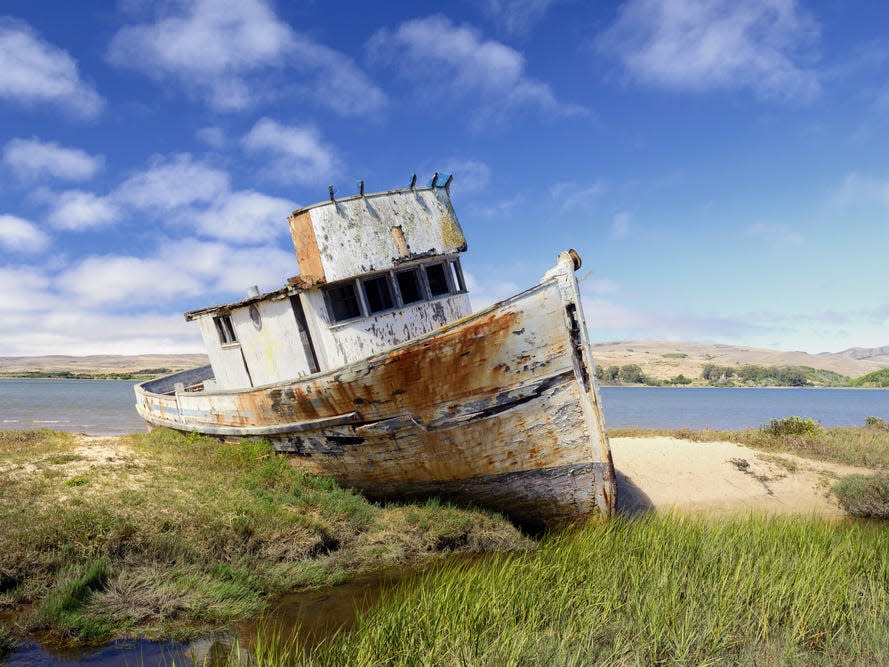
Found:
834,474 -> 889,519
610,423 -> 889,469
282,514 -> 889,666
0,621 -> 16,660
0,429 -> 528,645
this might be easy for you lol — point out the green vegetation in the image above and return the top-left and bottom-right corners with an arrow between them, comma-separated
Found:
852,368 -> 889,388
866,416 -> 889,431
596,364 -> 660,386
0,622 -> 16,660
701,364 -> 856,387
0,429 -> 527,645
665,374 -> 693,385
661,352 -> 688,359
610,420 -> 889,469
764,416 -> 823,438
251,515 -> 889,666
834,474 -> 889,519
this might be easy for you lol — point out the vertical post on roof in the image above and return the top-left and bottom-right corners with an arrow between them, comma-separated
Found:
443,174 -> 453,192
409,173 -> 417,190
328,185 -> 335,202
431,172 -> 440,188
359,180 -> 365,197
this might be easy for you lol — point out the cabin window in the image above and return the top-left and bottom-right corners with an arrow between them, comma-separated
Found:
396,268 -> 424,305
449,259 -> 466,292
362,275 -> 394,313
326,282 -> 362,322
425,263 -> 451,297
214,314 -> 238,345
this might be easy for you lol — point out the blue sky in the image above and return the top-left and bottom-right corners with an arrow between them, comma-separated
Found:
1,0 -> 887,356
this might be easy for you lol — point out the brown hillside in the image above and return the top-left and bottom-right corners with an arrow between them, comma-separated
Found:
0,354 -> 208,375
590,341 -> 889,382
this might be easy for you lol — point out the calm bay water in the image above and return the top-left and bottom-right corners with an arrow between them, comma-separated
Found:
1,379 -> 888,435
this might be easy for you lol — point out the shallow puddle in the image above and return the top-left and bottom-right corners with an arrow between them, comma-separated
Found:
2,563 -> 426,666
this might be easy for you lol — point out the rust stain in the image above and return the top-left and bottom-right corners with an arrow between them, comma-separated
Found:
289,211 -> 325,282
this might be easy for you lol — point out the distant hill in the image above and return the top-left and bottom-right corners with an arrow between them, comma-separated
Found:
0,354 -> 208,376
833,345 -> 889,363
590,341 -> 889,383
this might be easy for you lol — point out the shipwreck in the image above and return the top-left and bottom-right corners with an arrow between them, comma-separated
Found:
135,176 -> 616,527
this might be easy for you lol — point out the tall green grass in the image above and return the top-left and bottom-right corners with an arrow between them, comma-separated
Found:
276,514 -> 889,666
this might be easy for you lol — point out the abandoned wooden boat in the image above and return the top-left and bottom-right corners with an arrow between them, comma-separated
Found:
135,176 -> 616,527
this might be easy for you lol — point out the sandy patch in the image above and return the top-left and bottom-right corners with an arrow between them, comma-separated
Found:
611,436 -> 872,517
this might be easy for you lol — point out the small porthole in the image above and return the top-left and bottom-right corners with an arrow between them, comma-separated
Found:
249,305 -> 262,330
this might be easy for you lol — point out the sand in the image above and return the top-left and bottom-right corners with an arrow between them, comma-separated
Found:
611,436 -> 872,517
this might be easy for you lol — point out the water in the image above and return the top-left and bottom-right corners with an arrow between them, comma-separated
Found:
0,379 -> 146,435
599,386 -> 889,430
1,379 -> 887,436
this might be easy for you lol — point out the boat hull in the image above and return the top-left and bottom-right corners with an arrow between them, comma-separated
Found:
135,255 -> 616,527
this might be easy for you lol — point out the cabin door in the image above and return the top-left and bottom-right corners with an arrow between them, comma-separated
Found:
290,295 -> 320,373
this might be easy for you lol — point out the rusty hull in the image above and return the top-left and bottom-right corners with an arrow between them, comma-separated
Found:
135,253 -> 616,528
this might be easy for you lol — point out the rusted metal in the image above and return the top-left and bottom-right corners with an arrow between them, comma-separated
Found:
135,183 -> 616,527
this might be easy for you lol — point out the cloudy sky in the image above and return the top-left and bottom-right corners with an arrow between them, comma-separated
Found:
1,0 -> 887,356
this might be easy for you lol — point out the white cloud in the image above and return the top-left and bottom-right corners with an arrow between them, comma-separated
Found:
482,0 -> 560,35
745,222 -> 804,249
0,19 -> 103,117
611,211 -> 633,239
836,172 -> 889,208
0,214 -> 50,253
46,190 -> 120,230
58,255 -> 204,306
196,126 -> 226,149
585,277 -> 621,296
550,180 -> 607,212
598,0 -> 820,101
107,0 -> 385,115
242,118 -> 336,185
440,159 -> 491,193
368,15 -> 579,123
193,190 -> 295,242
57,237 -> 297,308
463,270 -> 521,310
3,138 -> 103,182
113,153 -> 230,210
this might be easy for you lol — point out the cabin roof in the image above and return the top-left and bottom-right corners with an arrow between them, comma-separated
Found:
184,285 -> 296,321
289,184 -> 438,217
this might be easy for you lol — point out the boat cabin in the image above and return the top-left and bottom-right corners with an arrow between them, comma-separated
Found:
184,178 -> 471,391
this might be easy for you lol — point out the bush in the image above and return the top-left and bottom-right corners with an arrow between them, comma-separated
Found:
618,364 -> 644,383
764,416 -> 823,438
865,416 -> 889,431
834,474 -> 889,519
668,374 -> 693,385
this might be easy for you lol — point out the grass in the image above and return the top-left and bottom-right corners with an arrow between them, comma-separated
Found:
0,428 -> 528,645
0,622 -> 16,660
238,514 -> 889,666
610,421 -> 889,469
833,474 -> 889,519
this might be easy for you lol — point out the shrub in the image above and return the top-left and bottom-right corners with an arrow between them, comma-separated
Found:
668,374 -> 693,385
763,416 -> 823,438
865,416 -> 889,431
618,364 -> 644,383
834,474 -> 889,519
